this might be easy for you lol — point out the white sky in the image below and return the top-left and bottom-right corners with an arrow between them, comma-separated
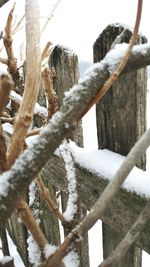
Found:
0,0 -> 150,61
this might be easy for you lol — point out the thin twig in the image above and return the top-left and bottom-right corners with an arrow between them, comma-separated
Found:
41,42 -> 53,62
0,58 -> 8,65
3,4 -> 24,93
79,0 -> 143,119
3,3 -> 17,76
0,35 -> 148,233
27,128 -> 42,137
41,67 -> 58,119
0,117 -> 14,123
17,198 -> 48,251
98,200 -> 150,267
13,14 -> 25,35
0,124 -> 7,172
36,176 -> 66,224
0,74 -> 14,116
40,0 -> 62,36
45,127 -> 150,267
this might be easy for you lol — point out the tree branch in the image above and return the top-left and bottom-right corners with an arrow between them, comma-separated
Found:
41,67 -> 58,119
98,200 -> 150,267
7,0 -> 41,168
17,199 -> 48,251
0,40 -> 150,231
36,176 -> 66,224
40,0 -> 62,36
0,74 -> 14,116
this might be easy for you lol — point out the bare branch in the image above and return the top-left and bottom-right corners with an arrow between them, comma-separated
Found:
0,58 -> 8,65
0,124 -> 7,172
41,42 -> 53,62
13,14 -> 25,35
0,117 -> 14,123
41,67 -> 58,119
27,128 -> 42,137
40,0 -> 62,36
0,74 -> 14,116
98,200 -> 150,267
3,3 -> 18,75
36,176 -> 66,224
7,0 -> 41,168
0,39 -> 150,231
17,199 -> 48,251
45,127 -> 150,267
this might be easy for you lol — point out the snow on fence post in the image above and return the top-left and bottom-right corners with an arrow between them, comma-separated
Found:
93,24 -> 147,267
48,45 -> 90,267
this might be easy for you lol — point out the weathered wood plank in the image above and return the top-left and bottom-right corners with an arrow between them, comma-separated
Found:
49,45 -> 89,267
49,45 -> 83,146
42,154 -> 150,255
94,23 -> 147,267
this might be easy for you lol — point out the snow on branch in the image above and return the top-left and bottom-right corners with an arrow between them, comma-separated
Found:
0,36 -> 150,231
10,90 -> 48,119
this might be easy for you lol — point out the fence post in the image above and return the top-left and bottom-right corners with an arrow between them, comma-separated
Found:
49,45 -> 89,267
93,24 -> 147,267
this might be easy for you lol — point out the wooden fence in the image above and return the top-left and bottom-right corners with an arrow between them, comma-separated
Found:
6,23 -> 150,267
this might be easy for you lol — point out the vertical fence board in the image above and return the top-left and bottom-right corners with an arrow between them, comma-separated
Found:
49,45 -> 89,267
94,24 -> 147,267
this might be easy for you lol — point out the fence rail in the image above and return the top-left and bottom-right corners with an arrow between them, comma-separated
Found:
5,23 -> 150,267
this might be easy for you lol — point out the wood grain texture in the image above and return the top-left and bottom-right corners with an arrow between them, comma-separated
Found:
94,24 -> 147,267
49,45 -> 89,267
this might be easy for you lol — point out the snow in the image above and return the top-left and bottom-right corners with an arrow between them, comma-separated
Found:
0,171 -> 14,199
35,103 -> 48,119
10,90 -> 22,104
27,235 -> 41,266
44,244 -> 57,259
0,256 -> 13,265
26,135 -> 38,147
64,251 -> 79,267
2,123 -> 13,135
10,91 -> 48,119
69,141 -> 150,198
59,140 -> 78,222
102,43 -> 150,73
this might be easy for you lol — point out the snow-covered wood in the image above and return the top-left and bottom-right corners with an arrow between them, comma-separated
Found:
94,23 -> 147,267
0,36 -> 150,236
42,152 -> 150,255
